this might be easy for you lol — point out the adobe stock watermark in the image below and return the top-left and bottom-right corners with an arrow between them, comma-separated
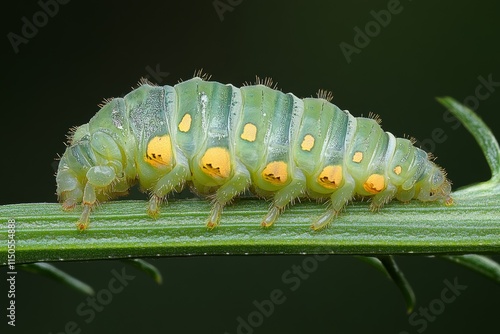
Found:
7,0 -> 71,54
414,73 -> 500,154
399,277 -> 467,334
6,219 -> 17,327
223,253 -> 330,334
143,63 -> 170,85
109,63 -> 170,97
48,267 -> 135,334
213,0 -> 243,22
339,0 -> 408,64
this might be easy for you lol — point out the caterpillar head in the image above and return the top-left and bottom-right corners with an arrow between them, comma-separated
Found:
416,165 -> 452,204
56,127 -> 128,210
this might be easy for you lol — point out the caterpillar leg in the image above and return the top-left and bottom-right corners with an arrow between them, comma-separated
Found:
61,193 -> 79,211
395,187 -> 415,203
370,183 -> 397,211
261,170 -> 306,228
311,174 -> 356,231
206,161 -> 251,229
148,149 -> 190,218
77,184 -> 95,231
77,165 -> 117,231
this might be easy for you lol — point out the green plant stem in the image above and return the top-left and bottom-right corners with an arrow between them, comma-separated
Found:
1,197 -> 499,265
0,97 -> 499,265
378,256 -> 416,314
437,97 -> 500,183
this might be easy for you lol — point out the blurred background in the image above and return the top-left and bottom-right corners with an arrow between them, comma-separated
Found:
2,0 -> 499,333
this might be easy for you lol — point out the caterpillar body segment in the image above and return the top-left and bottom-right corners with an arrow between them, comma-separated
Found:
56,76 -> 452,231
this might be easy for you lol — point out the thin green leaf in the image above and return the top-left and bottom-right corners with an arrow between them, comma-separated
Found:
441,255 -> 500,284
123,259 -> 163,284
355,256 -> 390,279
378,256 -> 416,314
20,262 -> 94,295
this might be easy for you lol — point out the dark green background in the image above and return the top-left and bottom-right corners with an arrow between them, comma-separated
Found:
2,1 -> 499,333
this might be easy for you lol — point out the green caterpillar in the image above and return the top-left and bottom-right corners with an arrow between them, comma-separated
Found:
56,73 -> 452,231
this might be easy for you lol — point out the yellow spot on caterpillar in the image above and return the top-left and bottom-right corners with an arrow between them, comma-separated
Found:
318,165 -> 342,189
178,113 -> 192,132
301,134 -> 315,151
241,123 -> 257,142
145,135 -> 172,168
353,151 -> 363,163
393,165 -> 402,175
201,147 -> 231,179
262,161 -> 288,185
363,174 -> 386,194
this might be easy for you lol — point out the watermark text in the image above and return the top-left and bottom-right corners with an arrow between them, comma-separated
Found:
6,218 -> 16,327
